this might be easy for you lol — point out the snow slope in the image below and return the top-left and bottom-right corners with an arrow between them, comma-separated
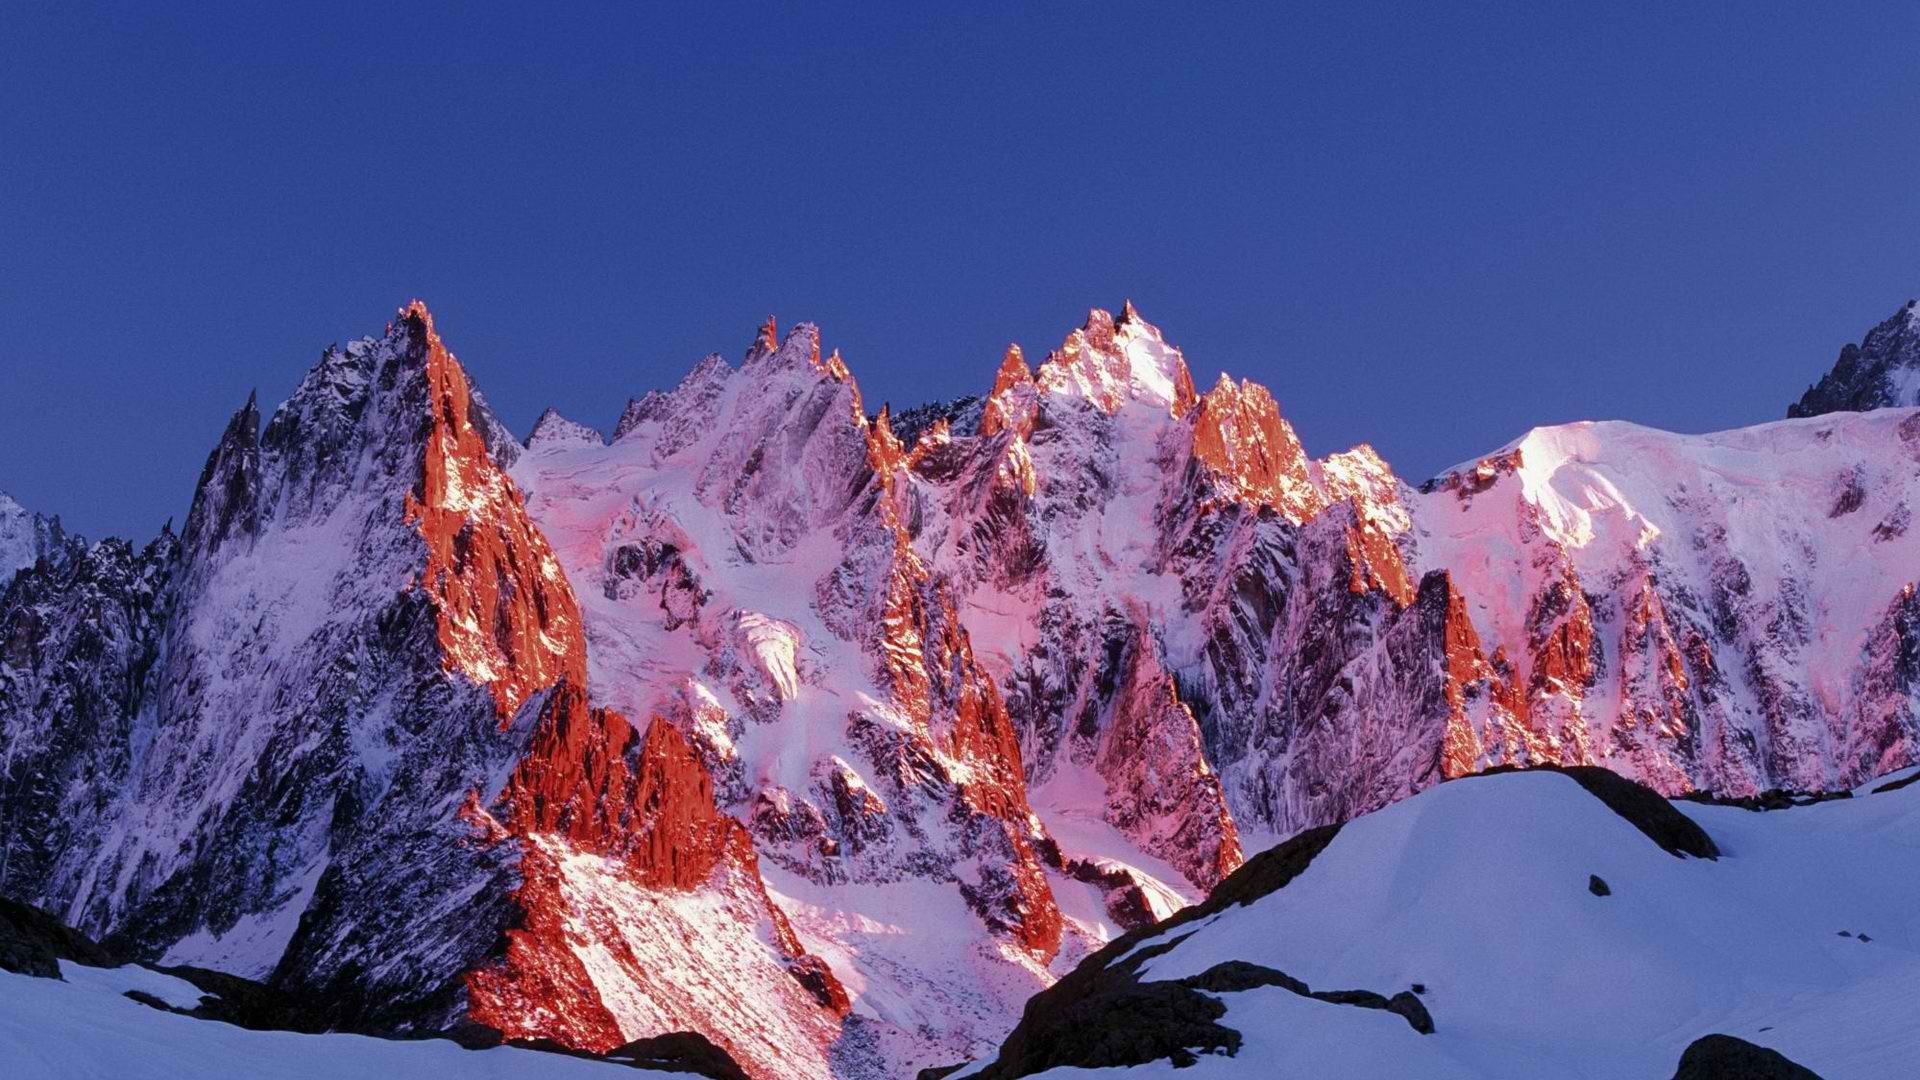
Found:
0,961 -> 694,1080
963,766 -> 1920,1079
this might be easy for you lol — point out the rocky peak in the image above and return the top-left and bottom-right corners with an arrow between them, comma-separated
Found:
400,303 -> 586,717
611,392 -> 667,441
180,392 -> 262,558
980,344 -> 1039,438
749,315 -> 780,360
1182,372 -> 1325,523
524,407 -> 605,450
1034,303 -> 1198,415
0,491 -> 67,592
1789,299 -> 1920,417
991,344 -> 1033,396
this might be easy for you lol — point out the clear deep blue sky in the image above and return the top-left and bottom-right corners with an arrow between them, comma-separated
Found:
5,2 -> 1919,539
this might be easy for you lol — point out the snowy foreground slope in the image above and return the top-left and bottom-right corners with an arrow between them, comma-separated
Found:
950,765 -> 1920,1079
0,961 -> 697,1080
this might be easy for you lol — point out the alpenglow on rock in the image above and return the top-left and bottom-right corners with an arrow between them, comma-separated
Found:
3,299 -> 1919,1080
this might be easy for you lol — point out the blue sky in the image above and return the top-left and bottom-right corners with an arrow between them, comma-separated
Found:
5,2 -> 1919,538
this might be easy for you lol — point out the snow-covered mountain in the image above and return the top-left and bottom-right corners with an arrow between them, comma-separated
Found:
1413,410 -> 1920,796
0,491 -> 65,591
0,306 -> 844,1080
4,299 -> 1919,1079
947,763 -> 1920,1079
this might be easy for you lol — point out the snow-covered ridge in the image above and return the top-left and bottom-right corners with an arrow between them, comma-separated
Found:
1415,407 -> 1920,794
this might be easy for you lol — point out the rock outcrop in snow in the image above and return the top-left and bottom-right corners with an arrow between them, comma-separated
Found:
1789,299 -> 1920,417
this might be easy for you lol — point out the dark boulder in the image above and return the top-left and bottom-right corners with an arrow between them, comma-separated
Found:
1670,1034 -> 1824,1079
604,1032 -> 753,1080
0,895 -> 119,978
1590,874 -> 1612,896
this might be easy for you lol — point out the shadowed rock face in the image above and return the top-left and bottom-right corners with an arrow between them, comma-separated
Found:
0,895 -> 118,978
1671,1034 -> 1825,1080
1789,300 -> 1920,417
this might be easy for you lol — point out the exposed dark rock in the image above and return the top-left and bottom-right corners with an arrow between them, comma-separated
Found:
1871,769 -> 1920,794
1193,823 -> 1344,915
1788,300 -> 1920,418
1589,874 -> 1612,896
1178,959 -> 1308,996
1174,962 -> 1434,1035
456,1029 -> 753,1079
604,1032 -> 754,1079
150,961 -> 329,1034
1473,766 -> 1719,859
3,894 -> 333,1034
1670,1033 -> 1824,1079
966,824 -> 1341,1078
1384,991 -> 1435,1034
0,895 -> 119,978
1555,767 -> 1718,859
123,989 -> 177,1011
1680,789 -> 1853,811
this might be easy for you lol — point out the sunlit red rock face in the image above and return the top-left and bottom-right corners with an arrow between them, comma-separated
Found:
401,303 -> 584,717
466,685 -> 847,1075
388,308 -> 846,1078
1185,373 -> 1324,521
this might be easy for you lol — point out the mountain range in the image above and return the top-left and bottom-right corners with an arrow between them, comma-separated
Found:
4,298 -> 1918,1078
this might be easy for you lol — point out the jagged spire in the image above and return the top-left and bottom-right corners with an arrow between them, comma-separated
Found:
991,345 -> 1032,396
181,390 -> 263,556
752,315 -> 779,358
